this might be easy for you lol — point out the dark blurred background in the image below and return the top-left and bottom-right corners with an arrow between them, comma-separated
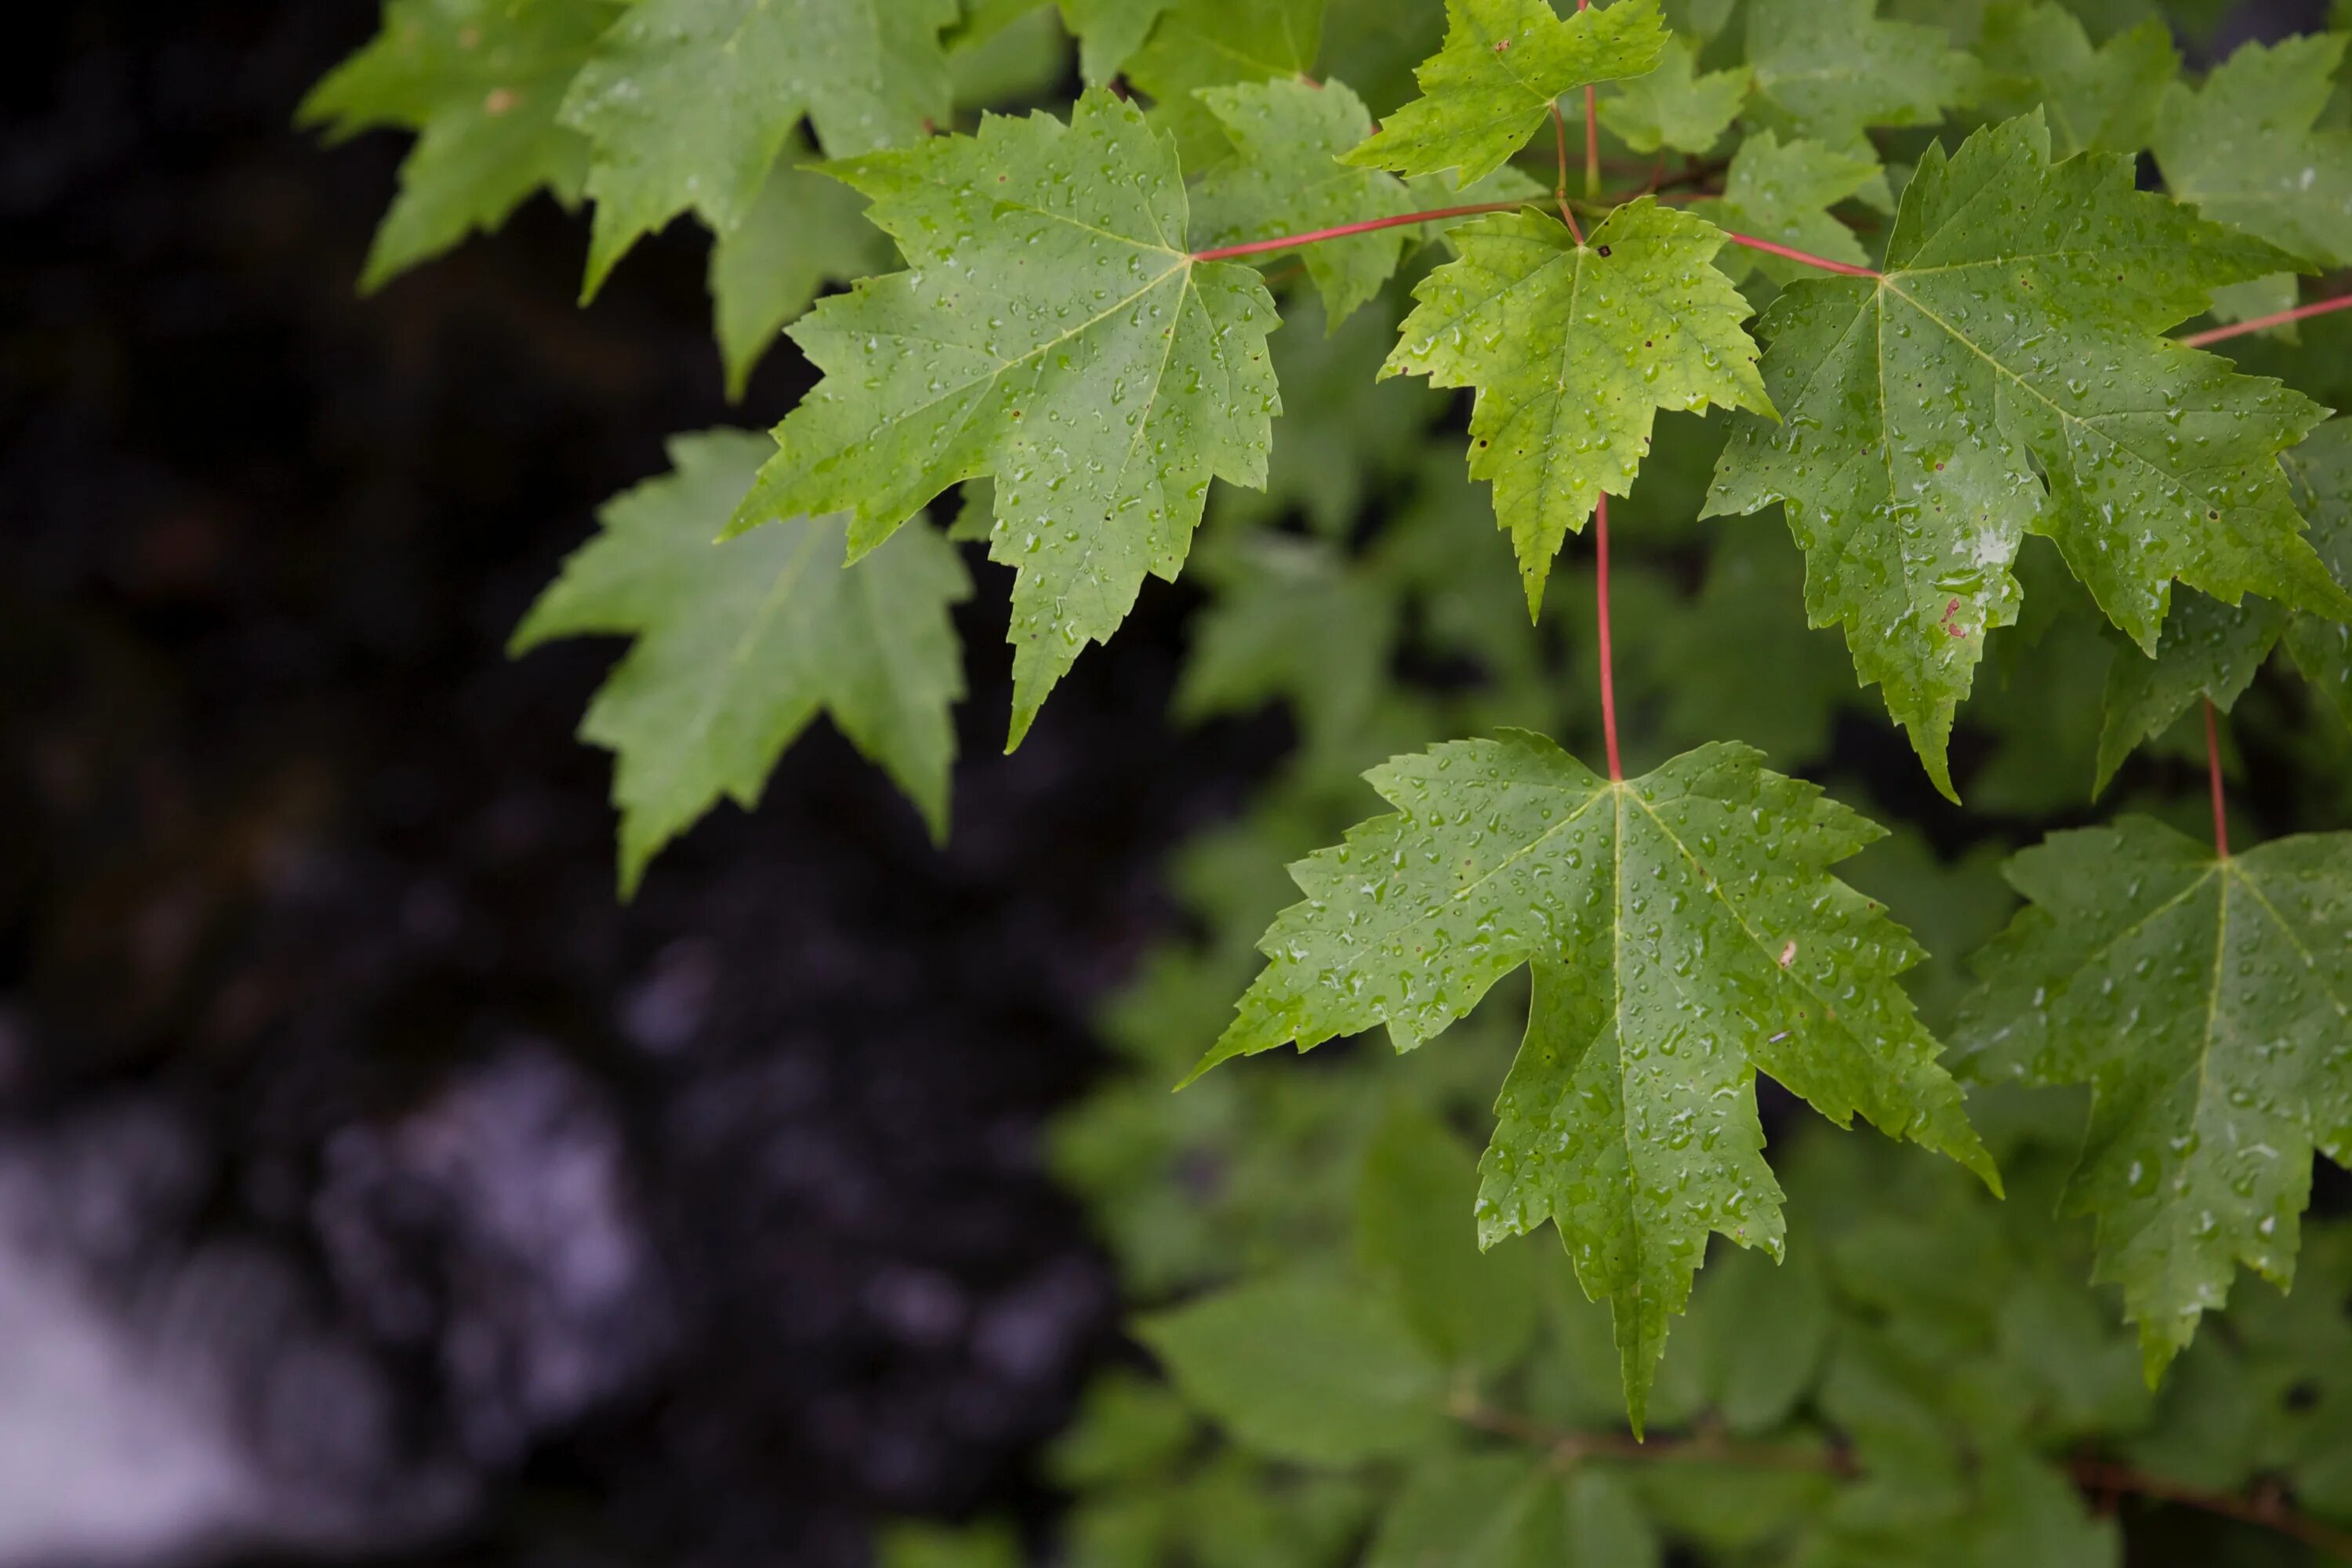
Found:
0,5 -> 1298,1565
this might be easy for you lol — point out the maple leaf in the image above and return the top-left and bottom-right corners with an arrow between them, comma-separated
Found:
2094,593 -> 2286,795
1743,0 -> 1973,205
1599,35 -> 1751,157
725,91 -> 1280,747
1956,818 -> 2352,1379
1692,130 -> 1876,287
2154,34 -> 2352,270
2095,419 -> 2352,786
558,0 -> 956,298
1058,0 -> 1178,84
707,135 -> 892,401
1191,78 -> 1416,328
2281,419 -> 2352,730
1385,199 -> 1773,613
1126,0 -> 1323,166
511,430 -> 969,893
299,0 -> 619,292
1973,1 -> 2177,161
1704,114 -> 2346,800
1189,732 -> 1995,1425
1341,0 -> 1670,185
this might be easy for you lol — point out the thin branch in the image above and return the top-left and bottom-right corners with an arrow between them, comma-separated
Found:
1453,1400 -> 2352,1559
2177,290 -> 2352,347
2204,698 -> 2231,859
1454,1400 -> 1848,1474
1577,0 -> 1599,201
1189,201 -> 1523,262
2071,1461 -> 2352,1560
1595,492 -> 1623,782
1549,100 -> 1584,244
1718,231 -> 1879,277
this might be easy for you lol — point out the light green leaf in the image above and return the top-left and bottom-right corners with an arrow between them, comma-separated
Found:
1704,114 -> 2341,799
1356,1102 -> 1539,1372
299,0 -> 619,292
949,2 -> 1075,108
728,92 -> 1280,747
1693,129 -> 1877,287
1383,197 -> 1759,611
1192,78 -> 1415,328
1194,733 -> 1994,1425
1341,0 -> 1670,184
876,1523 -> 1022,1568
707,139 -> 892,401
2283,419 -> 2352,728
1653,524 -> 1863,767
1365,1452 -> 1549,1568
510,430 -> 969,894
1600,34 -> 1752,155
1211,290 -> 1439,539
1136,1277 -> 1448,1464
1563,1471 -> 1663,1566
1174,532 -> 1399,760
2094,592 -> 2286,795
559,0 -> 956,297
1048,1371 -> 1197,1488
1060,0 -> 1174,82
1956,818 -> 2352,1378
1973,2 -> 2176,160
1384,199 -> 1773,613
2154,34 -> 2352,268
1683,1241 -> 1832,1433
1744,0 -> 1975,199
1126,0 -> 1324,165
2205,272 -> 2304,343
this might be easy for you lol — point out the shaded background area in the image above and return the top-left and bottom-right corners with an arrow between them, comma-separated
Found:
0,4 -> 1289,1564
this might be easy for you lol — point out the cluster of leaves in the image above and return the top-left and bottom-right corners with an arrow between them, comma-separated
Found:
307,0 -> 2352,1560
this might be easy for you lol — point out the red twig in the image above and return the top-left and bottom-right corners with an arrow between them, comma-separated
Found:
2204,698 -> 2231,859
1578,1 -> 1600,201
2178,290 -> 2352,347
1595,492 -> 1622,782
1189,202 -> 1522,261
1549,101 -> 1584,244
1721,232 -> 1879,277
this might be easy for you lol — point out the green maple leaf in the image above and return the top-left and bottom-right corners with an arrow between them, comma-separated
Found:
1955,818 -> 2352,1378
1190,732 -> 1995,1425
1973,2 -> 2176,161
1744,0 -> 1974,202
299,0 -> 619,292
1058,0 -> 1178,83
2154,34 -> 2352,269
1384,199 -> 1773,613
559,0 -> 956,298
1341,0 -> 1670,185
1693,130 -> 1877,287
725,91 -> 1280,747
2282,419 -> 2352,730
1703,114 -> 2345,800
707,136 -> 892,401
2096,419 -> 2352,785
2093,592 -> 2286,795
511,430 -> 970,893
1599,35 -> 1752,156
1191,78 -> 1415,328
